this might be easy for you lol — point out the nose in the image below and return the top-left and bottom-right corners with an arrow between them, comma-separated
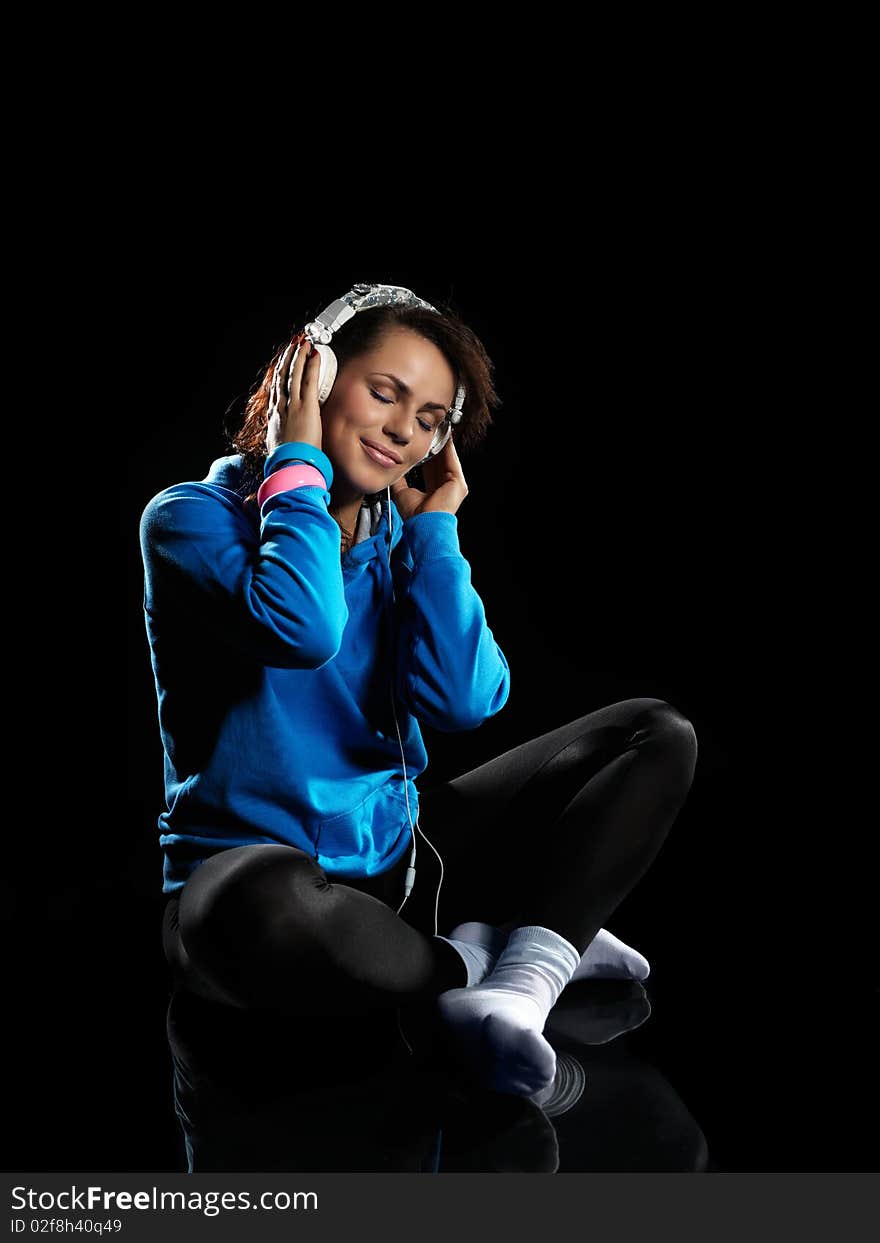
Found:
382,405 -> 417,445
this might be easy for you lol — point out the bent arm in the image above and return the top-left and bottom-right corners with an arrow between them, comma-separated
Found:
392,511 -> 511,731
139,479 -> 348,669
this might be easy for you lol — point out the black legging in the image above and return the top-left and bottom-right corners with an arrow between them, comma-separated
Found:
161,698 -> 697,1017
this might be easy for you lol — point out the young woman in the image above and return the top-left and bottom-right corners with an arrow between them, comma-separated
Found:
140,285 -> 698,1101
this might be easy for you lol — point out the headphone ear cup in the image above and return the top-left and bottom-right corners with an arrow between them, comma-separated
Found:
414,424 -> 446,467
428,423 -> 451,459
313,343 -> 337,405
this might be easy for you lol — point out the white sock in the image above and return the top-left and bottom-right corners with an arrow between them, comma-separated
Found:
434,921 -> 509,987
436,925 -> 580,1097
571,926 -> 650,981
486,920 -> 651,982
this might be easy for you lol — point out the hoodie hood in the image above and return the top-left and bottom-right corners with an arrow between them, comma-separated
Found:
203,452 -> 405,564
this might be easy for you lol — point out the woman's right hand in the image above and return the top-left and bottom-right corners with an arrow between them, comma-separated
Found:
265,334 -> 324,457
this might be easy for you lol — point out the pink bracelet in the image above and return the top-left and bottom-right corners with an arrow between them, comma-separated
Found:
257,462 -> 328,508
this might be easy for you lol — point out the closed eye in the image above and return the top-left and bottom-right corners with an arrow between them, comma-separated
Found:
369,387 -> 434,434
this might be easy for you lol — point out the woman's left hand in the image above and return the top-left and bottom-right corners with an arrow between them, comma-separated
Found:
390,437 -> 469,520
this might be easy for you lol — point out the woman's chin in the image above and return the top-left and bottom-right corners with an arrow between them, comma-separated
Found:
357,470 -> 396,495
358,463 -> 407,492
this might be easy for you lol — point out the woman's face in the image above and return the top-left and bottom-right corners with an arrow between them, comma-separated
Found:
319,327 -> 456,493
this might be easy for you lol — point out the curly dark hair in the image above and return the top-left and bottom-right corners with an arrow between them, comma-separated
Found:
223,296 -> 502,528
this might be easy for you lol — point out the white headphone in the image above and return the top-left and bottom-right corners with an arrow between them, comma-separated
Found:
291,281 -> 466,464
291,282 -> 467,940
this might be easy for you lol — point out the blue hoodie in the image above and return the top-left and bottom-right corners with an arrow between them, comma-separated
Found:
139,444 -> 511,895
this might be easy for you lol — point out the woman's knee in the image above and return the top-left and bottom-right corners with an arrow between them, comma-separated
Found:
628,698 -> 698,785
177,844 -> 329,977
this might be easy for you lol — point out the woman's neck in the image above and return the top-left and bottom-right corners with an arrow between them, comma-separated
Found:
328,482 -> 387,556
328,494 -> 365,539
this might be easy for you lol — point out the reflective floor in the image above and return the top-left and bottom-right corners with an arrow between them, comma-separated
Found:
9,886 -> 874,1173
165,976 -> 713,1173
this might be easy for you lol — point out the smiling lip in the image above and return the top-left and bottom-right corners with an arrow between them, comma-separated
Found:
361,439 -> 401,467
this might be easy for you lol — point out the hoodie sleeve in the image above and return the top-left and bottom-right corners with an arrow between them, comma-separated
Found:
392,510 -> 511,732
139,478 -> 348,670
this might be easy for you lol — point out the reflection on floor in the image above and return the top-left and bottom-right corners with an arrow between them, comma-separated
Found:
166,977 -> 712,1173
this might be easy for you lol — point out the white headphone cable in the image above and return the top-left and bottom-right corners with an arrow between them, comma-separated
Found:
384,483 -> 446,1056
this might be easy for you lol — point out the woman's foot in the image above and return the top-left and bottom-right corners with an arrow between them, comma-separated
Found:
436,926 -> 581,1097
490,920 -> 651,981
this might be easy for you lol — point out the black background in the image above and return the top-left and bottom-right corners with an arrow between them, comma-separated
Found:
6,269 -> 874,1174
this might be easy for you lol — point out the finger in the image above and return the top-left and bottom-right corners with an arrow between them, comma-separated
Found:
425,440 -> 454,470
292,334 -> 313,375
285,335 -> 308,399
292,336 -> 320,399
273,334 -> 299,403
302,343 -> 321,383
293,348 -> 315,407
284,338 -> 301,372
269,347 -> 286,411
436,436 -> 464,476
